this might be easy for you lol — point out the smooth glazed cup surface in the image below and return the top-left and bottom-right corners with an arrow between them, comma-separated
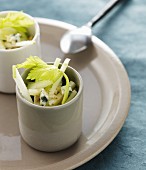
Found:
16,64 -> 83,152
0,11 -> 41,93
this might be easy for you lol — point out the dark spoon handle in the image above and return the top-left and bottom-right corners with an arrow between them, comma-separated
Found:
86,0 -> 122,27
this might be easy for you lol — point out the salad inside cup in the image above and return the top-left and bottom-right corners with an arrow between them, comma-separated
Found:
13,56 -> 78,106
0,11 -> 34,50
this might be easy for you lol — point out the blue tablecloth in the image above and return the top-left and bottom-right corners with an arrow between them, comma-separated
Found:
1,0 -> 146,169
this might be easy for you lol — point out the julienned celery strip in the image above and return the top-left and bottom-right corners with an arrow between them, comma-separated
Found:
12,65 -> 16,79
66,90 -> 77,102
27,80 -> 53,89
49,76 -> 62,96
49,58 -> 70,96
62,72 -> 69,104
60,58 -> 70,72
12,65 -> 32,103
54,58 -> 61,68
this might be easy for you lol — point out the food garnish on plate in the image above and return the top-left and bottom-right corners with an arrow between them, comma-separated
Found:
13,56 -> 78,106
0,11 -> 34,49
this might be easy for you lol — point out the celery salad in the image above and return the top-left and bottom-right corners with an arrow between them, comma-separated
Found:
13,56 -> 78,106
0,12 -> 34,50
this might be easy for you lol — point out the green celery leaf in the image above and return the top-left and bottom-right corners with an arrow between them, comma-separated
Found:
17,56 -> 63,82
0,12 -> 34,29
17,56 -> 48,69
27,67 -> 63,81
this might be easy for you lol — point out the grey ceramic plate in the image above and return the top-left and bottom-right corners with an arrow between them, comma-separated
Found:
0,18 -> 131,170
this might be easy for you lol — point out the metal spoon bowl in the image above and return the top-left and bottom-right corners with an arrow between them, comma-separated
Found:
60,0 -> 122,54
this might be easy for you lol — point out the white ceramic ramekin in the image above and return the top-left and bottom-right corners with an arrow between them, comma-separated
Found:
0,11 -> 41,93
16,64 -> 83,152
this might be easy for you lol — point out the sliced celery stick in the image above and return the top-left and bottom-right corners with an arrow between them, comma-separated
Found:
49,93 -> 63,106
61,73 -> 69,104
15,40 -> 35,47
60,58 -> 70,72
54,58 -> 61,68
28,88 -> 42,96
49,58 -> 70,96
45,84 -> 52,93
69,81 -> 76,90
61,85 -> 72,95
66,90 -> 77,103
27,80 -> 53,89
49,76 -> 62,96
12,65 -> 32,103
